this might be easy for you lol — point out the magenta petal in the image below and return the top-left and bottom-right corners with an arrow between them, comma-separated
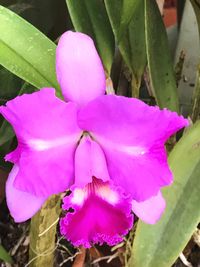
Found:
60,178 -> 133,247
6,165 -> 46,222
75,135 -> 110,187
78,95 -> 188,201
0,88 -> 82,197
132,191 -> 166,224
56,31 -> 106,106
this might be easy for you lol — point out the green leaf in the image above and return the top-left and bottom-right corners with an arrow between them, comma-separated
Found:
104,0 -> 139,41
129,122 -> 200,267
145,0 -> 179,111
0,244 -> 12,263
66,0 -> 115,74
190,0 -> 200,37
0,5 -> 60,95
105,0 -> 146,95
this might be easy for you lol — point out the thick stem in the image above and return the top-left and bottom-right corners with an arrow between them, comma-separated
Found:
28,194 -> 61,267
131,76 -> 141,98
106,77 -> 115,95
174,50 -> 185,87
191,65 -> 200,123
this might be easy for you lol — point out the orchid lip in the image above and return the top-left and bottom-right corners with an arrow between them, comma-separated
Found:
60,177 -> 133,248
71,177 -> 119,206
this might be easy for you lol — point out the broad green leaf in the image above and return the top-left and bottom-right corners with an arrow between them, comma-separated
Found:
145,0 -> 179,111
66,0 -> 115,74
129,122 -> 200,267
190,0 -> 200,37
104,0 -> 139,41
0,6 -> 60,95
0,244 -> 12,263
120,0 -> 140,40
120,0 -> 146,92
105,0 -> 146,95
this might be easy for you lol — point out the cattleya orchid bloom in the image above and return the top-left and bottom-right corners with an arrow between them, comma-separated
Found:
0,31 -> 188,248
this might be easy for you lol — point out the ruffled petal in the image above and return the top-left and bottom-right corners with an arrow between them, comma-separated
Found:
0,88 -> 82,197
78,95 -> 188,201
132,191 -> 166,224
74,135 -> 110,187
6,165 -> 46,222
60,178 -> 133,248
56,31 -> 106,106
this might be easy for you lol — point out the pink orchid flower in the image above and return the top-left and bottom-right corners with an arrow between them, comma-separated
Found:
0,31 -> 188,248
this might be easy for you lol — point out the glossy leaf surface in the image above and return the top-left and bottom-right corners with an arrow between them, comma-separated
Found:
105,0 -> 146,92
104,0 -> 139,41
145,0 -> 179,111
0,6 -> 60,94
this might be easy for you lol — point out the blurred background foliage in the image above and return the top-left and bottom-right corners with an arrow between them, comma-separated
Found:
0,0 -> 200,266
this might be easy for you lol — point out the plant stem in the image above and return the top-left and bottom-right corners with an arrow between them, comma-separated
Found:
131,75 -> 140,98
174,50 -> 185,87
28,194 -> 61,267
191,65 -> 200,123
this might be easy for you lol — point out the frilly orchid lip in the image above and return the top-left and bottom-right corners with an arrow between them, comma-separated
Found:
0,30 -> 188,247
60,177 -> 133,248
